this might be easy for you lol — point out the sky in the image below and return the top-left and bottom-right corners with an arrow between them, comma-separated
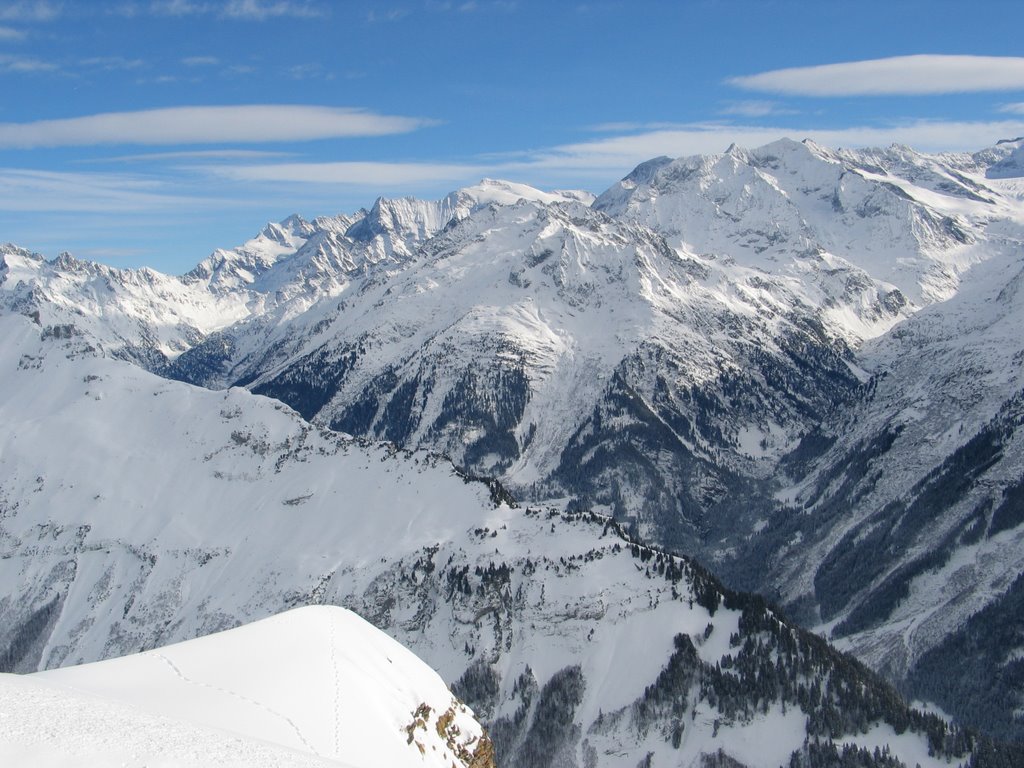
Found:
1,0 -> 1024,273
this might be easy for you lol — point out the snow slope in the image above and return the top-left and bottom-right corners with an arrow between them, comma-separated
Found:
2,606 -> 492,768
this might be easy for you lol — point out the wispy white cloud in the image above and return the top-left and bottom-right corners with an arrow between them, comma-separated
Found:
181,55 -> 219,66
587,121 -> 692,133
148,0 -> 207,14
223,63 -> 256,75
0,1 -> 61,22
147,0 -> 324,19
999,103 -> 1024,115
79,55 -> 146,71
106,2 -> 141,17
730,55 -> 1024,97
0,168 -> 210,212
204,160 -> 482,186
136,73 -> 180,84
719,100 -> 797,118
194,118 -> 1024,193
366,7 -> 407,22
10,118 -> 1024,243
426,0 -> 514,10
0,105 -> 436,148
0,52 -> 57,72
0,23 -> 25,38
221,0 -> 324,20
286,62 -> 331,80
84,148 -> 294,163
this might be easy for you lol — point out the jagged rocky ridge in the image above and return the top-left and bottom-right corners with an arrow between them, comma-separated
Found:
3,138 -> 1024,745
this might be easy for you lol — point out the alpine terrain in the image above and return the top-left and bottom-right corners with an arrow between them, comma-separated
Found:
3,136 -> 1024,765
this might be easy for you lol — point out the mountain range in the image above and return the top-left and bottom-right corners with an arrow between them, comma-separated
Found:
2,135 -> 1024,764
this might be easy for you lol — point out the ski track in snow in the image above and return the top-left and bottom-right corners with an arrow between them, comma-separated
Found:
150,650 -> 322,757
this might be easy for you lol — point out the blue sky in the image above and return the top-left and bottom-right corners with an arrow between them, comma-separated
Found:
2,0 -> 1024,273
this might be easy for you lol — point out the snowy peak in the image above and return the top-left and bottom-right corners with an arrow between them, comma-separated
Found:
0,242 -> 42,279
982,137 -> 1024,179
313,211 -> 363,234
458,177 -> 593,208
341,194 -> 467,265
256,214 -> 315,249
3,178 -> 597,379
595,137 -> 1021,316
618,154 -> 673,189
341,179 -> 583,261
12,606 -> 492,768
187,213 -> 316,292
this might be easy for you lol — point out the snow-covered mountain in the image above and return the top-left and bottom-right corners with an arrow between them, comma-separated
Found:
586,137 -> 1024,737
170,194 -> 866,554
593,138 -> 1004,312
0,243 -> 243,369
166,139 -> 1023,551
2,310 -> 1013,768
721,231 -> 1024,741
1,606 -> 493,768
4,136 -> 1024,750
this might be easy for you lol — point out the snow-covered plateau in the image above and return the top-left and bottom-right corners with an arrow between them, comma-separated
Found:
3,137 -> 1024,763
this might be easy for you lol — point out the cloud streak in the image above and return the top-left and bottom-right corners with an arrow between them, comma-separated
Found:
719,100 -> 797,118
142,1 -> 324,19
221,0 -> 324,20
84,149 -> 295,163
0,168 -> 212,212
181,55 -> 219,66
204,160 -> 483,186
0,1 -> 60,22
80,55 -> 146,71
9,118 -> 1024,239
730,55 -> 1024,96
0,52 -> 57,72
0,105 -> 436,148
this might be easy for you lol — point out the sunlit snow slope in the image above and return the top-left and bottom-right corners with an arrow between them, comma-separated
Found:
1,606 -> 492,768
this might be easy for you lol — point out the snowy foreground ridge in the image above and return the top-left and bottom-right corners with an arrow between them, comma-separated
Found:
0,606 -> 494,768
